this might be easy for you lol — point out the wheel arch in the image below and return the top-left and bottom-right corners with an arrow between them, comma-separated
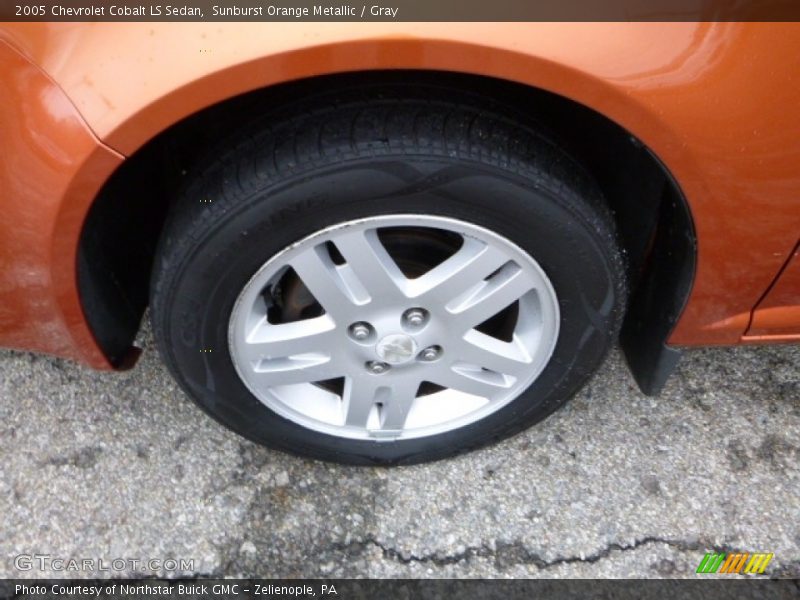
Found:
77,67 -> 696,394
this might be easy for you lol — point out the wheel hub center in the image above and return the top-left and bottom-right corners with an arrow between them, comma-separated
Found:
375,333 -> 418,365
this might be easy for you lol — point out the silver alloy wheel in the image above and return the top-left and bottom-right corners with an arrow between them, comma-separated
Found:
228,215 -> 560,441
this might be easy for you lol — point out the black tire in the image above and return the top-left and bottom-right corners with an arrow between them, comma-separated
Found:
150,83 -> 627,465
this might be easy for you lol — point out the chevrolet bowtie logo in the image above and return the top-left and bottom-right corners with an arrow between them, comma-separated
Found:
375,333 -> 417,364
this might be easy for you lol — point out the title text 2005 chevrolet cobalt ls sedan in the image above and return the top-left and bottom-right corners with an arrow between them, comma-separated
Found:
1,23 -> 798,463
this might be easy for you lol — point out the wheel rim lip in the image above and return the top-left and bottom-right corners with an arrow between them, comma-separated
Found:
228,214 -> 560,441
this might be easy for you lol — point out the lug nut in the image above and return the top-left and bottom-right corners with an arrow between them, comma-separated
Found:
403,308 -> 428,328
349,322 -> 372,341
366,361 -> 390,374
419,345 -> 442,362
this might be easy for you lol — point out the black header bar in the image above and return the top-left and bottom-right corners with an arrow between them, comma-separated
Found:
3,0 -> 800,22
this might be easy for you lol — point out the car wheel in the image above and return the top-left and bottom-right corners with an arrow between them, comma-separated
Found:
150,87 -> 627,465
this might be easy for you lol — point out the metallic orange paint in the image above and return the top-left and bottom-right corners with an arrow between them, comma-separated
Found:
0,22 -> 798,365
744,241 -> 800,341
0,38 -> 121,367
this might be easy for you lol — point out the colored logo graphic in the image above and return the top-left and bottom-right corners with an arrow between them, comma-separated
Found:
696,552 -> 773,574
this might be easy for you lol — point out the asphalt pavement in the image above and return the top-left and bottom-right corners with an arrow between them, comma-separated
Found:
1,322 -> 798,578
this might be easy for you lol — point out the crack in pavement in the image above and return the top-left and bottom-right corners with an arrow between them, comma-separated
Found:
328,535 -> 744,571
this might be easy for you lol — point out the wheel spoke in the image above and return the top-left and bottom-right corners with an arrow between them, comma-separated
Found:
332,228 -> 408,303
458,330 -> 532,379
252,354 -> 340,386
342,375 -> 381,428
375,377 -> 421,433
289,245 -> 368,320
428,362 -> 514,398
448,263 -> 535,331
241,317 -> 343,385
412,238 -> 508,303
243,316 -> 336,360
341,375 -> 420,435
